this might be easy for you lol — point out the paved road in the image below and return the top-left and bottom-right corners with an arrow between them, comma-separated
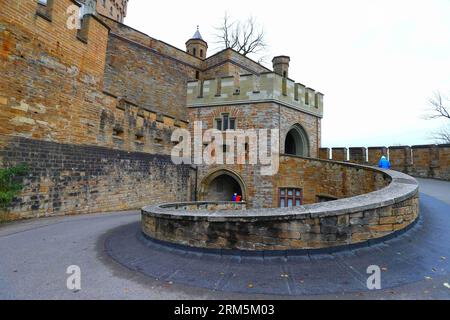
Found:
0,178 -> 449,300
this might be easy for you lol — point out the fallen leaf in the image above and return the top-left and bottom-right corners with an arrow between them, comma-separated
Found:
441,256 -> 447,260
382,267 -> 388,272
432,268 -> 437,272
444,283 -> 450,289
248,283 -> 254,289
425,276 -> 433,280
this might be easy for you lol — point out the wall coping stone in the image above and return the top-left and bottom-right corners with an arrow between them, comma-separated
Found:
142,164 -> 418,223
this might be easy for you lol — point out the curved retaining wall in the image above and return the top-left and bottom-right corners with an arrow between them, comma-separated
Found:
142,166 -> 419,251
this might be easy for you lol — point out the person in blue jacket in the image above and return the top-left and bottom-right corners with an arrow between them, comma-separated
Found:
378,156 -> 391,169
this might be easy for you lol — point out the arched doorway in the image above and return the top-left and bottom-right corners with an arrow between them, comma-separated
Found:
200,170 -> 246,202
284,124 -> 310,157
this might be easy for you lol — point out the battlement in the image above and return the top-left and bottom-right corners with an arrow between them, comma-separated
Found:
187,73 -> 324,118
320,145 -> 450,181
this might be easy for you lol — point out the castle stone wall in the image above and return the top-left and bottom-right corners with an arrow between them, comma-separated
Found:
103,34 -> 197,121
0,136 -> 195,221
320,145 -> 449,181
0,0 -> 196,221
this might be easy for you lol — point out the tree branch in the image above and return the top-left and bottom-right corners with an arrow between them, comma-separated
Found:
214,13 -> 267,60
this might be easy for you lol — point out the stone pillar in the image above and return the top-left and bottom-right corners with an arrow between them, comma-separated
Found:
319,148 -> 330,160
389,146 -> 412,174
332,148 -> 348,162
349,147 -> 367,164
411,145 -> 437,178
368,147 -> 388,166
436,144 -> 450,181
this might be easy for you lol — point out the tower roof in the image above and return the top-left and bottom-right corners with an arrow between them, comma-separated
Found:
191,26 -> 203,40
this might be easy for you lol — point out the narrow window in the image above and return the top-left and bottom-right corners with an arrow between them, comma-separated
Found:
222,114 -> 229,131
200,49 -> 204,58
193,48 -> 197,56
215,119 -> 222,131
305,91 -> 309,105
195,71 -> 200,80
229,118 -> 236,130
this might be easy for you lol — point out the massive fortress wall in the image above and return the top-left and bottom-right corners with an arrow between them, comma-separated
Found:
0,0 -> 195,220
320,145 -> 450,181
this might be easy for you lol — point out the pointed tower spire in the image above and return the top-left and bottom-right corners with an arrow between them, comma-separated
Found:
186,25 -> 208,59
192,25 -> 203,40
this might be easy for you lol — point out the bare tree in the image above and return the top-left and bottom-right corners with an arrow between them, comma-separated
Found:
214,13 -> 268,63
425,92 -> 450,120
431,128 -> 450,144
424,91 -> 450,144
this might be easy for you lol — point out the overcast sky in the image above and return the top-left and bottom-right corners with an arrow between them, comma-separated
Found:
125,0 -> 450,148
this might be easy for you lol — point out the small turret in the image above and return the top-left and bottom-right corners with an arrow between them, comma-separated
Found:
186,26 -> 208,59
272,56 -> 290,78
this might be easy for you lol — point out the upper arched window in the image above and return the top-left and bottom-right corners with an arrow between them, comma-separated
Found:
284,124 -> 310,157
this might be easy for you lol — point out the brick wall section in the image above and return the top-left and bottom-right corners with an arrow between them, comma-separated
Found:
389,146 -> 412,174
0,136 -> 195,221
436,144 -> 450,180
411,145 -> 438,178
349,147 -> 367,164
275,156 -> 390,205
319,148 -> 330,160
332,148 -> 348,162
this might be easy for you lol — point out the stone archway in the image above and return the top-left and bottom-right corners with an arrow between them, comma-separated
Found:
284,124 -> 310,157
199,169 -> 246,202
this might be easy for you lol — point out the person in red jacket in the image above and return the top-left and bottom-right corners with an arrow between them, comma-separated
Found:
236,195 -> 242,202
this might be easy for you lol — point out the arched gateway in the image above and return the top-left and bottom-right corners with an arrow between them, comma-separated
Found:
199,169 -> 246,202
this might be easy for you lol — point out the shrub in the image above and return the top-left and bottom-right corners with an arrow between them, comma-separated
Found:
0,164 -> 29,211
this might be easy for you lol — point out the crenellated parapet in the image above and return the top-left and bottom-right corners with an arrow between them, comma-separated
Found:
187,72 -> 324,118
320,144 -> 450,181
